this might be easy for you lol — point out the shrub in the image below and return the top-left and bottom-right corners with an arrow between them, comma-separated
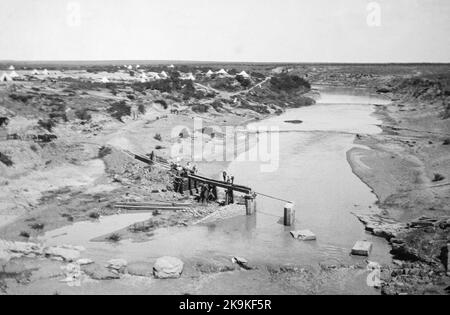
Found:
443,138 -> 450,145
29,223 -> 44,230
191,104 -> 210,113
270,74 -> 311,92
0,152 -> 13,167
107,233 -> 121,242
98,146 -> 112,158
19,231 -> 30,238
0,117 -> 9,127
138,104 -> 146,114
154,100 -> 168,109
154,133 -> 162,141
38,119 -> 56,132
432,173 -> 445,182
88,212 -> 100,219
74,108 -> 92,121
108,100 -> 131,122
155,145 -> 164,150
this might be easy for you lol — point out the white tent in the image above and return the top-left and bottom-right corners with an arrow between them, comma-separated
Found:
237,71 -> 250,78
206,70 -> 214,77
1,72 -> 13,82
216,69 -> 228,76
127,65 -> 133,70
31,69 -> 40,75
100,77 -> 110,83
181,72 -> 196,81
160,71 -> 168,79
8,65 -> 15,71
168,64 -> 175,69
42,69 -> 49,76
136,65 -> 140,68
9,71 -> 20,78
147,72 -> 161,80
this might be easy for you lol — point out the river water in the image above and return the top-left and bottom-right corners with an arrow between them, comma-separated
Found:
42,86 -> 392,293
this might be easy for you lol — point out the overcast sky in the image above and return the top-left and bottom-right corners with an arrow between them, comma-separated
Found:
0,0 -> 449,62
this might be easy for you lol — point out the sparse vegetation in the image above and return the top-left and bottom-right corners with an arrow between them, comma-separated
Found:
0,152 -> 13,167
88,212 -> 100,219
38,119 -> 56,132
74,108 -> 92,121
107,233 -> 121,242
154,133 -> 162,141
108,100 -> 131,122
432,173 -> 445,182
155,145 -> 164,150
9,93 -> 33,103
19,231 -> 30,238
29,223 -> 44,230
98,146 -> 112,158
270,74 -> 311,92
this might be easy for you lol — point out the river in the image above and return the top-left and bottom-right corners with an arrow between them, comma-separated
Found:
41,86 -> 392,294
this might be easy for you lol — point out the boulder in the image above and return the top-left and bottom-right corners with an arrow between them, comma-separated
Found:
153,256 -> 184,279
127,262 -> 153,277
107,259 -> 127,272
351,241 -> 373,256
44,246 -> 80,262
82,263 -> 120,280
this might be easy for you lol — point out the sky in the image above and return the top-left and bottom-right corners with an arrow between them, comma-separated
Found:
0,0 -> 449,63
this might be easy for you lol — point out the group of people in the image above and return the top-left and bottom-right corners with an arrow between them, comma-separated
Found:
222,171 -> 234,184
197,183 -> 218,204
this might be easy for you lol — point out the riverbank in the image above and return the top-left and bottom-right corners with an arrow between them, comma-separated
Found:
346,75 -> 450,295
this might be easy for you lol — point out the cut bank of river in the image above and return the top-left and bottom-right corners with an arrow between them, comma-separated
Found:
41,86 -> 392,294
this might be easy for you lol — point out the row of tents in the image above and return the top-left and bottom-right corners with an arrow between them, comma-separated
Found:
1,68 -> 50,82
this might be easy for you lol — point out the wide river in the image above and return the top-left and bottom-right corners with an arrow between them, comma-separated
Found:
42,86 -> 392,294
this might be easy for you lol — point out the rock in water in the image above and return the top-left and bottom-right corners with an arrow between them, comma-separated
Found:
44,246 -> 80,262
153,256 -> 184,279
127,262 -> 153,277
351,241 -> 373,256
107,259 -> 127,272
82,263 -> 120,280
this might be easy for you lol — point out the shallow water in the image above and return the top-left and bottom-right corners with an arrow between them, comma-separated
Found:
41,86 -> 392,293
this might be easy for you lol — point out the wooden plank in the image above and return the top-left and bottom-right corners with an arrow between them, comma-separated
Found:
186,174 -> 251,194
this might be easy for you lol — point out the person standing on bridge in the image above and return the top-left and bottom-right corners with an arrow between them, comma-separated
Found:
222,170 -> 227,182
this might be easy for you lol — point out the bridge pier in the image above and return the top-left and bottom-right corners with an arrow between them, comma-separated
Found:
284,203 -> 295,226
245,193 -> 257,215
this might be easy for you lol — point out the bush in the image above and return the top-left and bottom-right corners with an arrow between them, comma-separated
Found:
29,223 -> 44,230
155,145 -> 164,150
443,138 -> 450,145
432,173 -> 445,182
74,108 -> 92,121
0,152 -> 13,167
38,119 -> 56,132
0,117 -> 9,127
98,146 -> 112,158
154,133 -> 162,141
191,104 -> 210,113
108,100 -> 131,122
154,100 -> 168,109
19,231 -> 30,238
107,233 -> 121,242
270,74 -> 311,92
88,212 -> 100,219
138,104 -> 146,114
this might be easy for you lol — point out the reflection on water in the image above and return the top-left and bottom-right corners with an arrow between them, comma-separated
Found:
41,86 -> 392,292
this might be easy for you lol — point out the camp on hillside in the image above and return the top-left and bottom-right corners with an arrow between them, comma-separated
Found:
216,69 -> 228,76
